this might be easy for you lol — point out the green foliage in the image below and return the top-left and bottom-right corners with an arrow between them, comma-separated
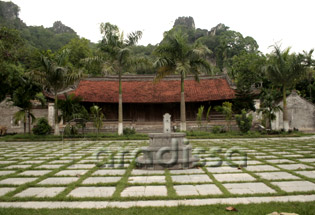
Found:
62,37 -> 91,69
212,125 -> 224,134
0,26 -> 25,102
258,88 -> 282,129
196,105 -> 204,129
206,106 -> 211,122
154,30 -> 212,81
90,105 -> 104,135
215,102 -> 233,131
32,118 -> 52,135
58,93 -> 88,122
123,127 -> 136,136
63,124 -> 78,136
235,109 -> 253,133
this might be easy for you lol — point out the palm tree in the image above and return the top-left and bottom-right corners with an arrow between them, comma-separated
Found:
264,45 -> 307,131
84,22 -> 144,135
258,89 -> 282,130
12,77 -> 41,134
90,105 -> 104,135
32,49 -> 82,135
154,30 -> 212,131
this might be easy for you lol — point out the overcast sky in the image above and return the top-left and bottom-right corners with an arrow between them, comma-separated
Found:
7,0 -> 315,54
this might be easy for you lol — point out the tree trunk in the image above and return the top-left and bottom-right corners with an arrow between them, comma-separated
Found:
283,87 -> 289,132
180,73 -> 186,131
28,110 -> 31,134
118,72 -> 123,135
23,113 -> 26,134
54,94 -> 60,135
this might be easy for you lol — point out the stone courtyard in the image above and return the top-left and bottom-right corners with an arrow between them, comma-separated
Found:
0,137 -> 314,208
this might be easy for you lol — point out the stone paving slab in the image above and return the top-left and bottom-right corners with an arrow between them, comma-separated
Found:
272,181 -> 315,192
38,177 -> 79,185
277,164 -> 313,170
67,164 -> 95,169
171,174 -> 212,183
68,187 -> 116,198
245,165 -> 279,172
0,171 -> 15,176
128,176 -> 165,184
206,166 -> 242,173
131,169 -> 165,175
170,169 -> 205,175
5,165 -> 32,169
266,159 -> 295,164
55,170 -> 88,176
213,173 -> 256,182
255,171 -> 300,180
36,165 -> 64,169
1,194 -> 315,208
14,187 -> 65,197
223,182 -> 276,194
0,177 -> 37,185
82,177 -> 121,184
19,170 -> 51,176
174,184 -> 222,196
93,169 -> 126,176
121,186 -> 167,197
295,170 -> 315,178
0,188 -> 15,196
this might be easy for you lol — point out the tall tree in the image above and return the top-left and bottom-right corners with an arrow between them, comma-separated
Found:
85,22 -> 144,135
31,49 -> 82,135
12,77 -> 41,134
0,27 -> 24,102
154,30 -> 212,131
264,45 -> 308,131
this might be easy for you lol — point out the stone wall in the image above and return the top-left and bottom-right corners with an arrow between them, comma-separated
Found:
0,98 -> 48,134
272,92 -> 315,131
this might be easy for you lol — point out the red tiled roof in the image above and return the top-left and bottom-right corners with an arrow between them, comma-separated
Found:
66,76 -> 235,103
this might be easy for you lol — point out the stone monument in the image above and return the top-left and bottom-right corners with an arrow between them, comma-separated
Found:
136,113 -> 198,169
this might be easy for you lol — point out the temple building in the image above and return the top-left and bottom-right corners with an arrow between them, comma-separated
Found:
1,75 -> 236,134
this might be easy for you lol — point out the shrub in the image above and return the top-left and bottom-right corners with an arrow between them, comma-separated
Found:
123,127 -> 136,136
212,125 -> 223,134
64,124 -> 78,136
32,118 -> 52,135
235,109 -> 253,133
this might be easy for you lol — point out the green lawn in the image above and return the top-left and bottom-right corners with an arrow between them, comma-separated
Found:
0,202 -> 314,215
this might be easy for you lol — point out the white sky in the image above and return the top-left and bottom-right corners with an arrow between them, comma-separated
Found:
6,0 -> 315,54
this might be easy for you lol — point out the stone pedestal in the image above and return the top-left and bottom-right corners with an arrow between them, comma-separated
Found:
136,132 -> 198,170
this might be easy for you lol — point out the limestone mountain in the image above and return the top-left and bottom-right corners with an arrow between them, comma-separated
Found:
0,0 -> 78,51
50,21 -> 76,34
173,16 -> 195,29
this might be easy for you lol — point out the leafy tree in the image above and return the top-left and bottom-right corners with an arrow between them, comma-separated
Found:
215,102 -> 233,131
235,109 -> 253,133
62,38 -> 92,69
58,93 -> 88,123
0,26 -> 24,102
84,22 -> 145,135
32,118 -> 52,135
154,30 -> 212,131
90,105 -> 104,135
231,52 -> 266,112
196,105 -> 204,130
206,106 -> 211,122
264,45 -> 309,131
12,77 -> 41,134
31,49 -> 83,135
258,88 -> 282,130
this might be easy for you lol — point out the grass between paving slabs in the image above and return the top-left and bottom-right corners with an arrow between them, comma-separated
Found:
0,138 -> 314,202
0,202 -> 315,215
0,141 -> 102,201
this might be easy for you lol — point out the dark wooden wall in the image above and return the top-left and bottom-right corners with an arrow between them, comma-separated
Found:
83,101 -> 223,122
